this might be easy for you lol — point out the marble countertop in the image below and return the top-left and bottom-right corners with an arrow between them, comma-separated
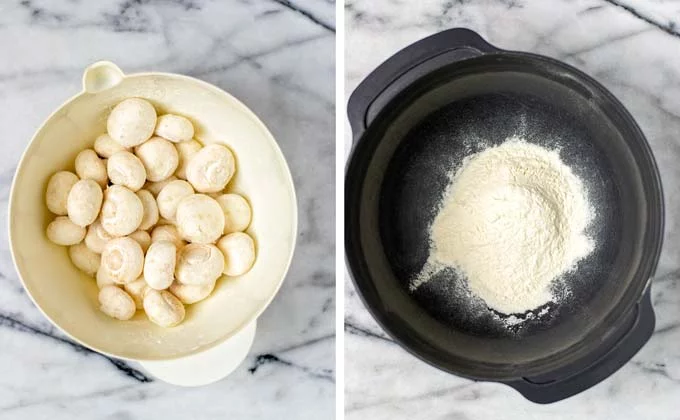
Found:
0,1 -> 334,419
345,0 -> 680,418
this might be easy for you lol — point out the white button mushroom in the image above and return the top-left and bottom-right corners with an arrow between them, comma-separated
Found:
143,289 -> 185,327
144,241 -> 176,290
124,276 -> 149,309
136,189 -> 159,230
94,133 -> 129,158
175,194 -> 225,244
151,225 -> 186,249
67,179 -> 103,227
100,237 -> 144,284
155,114 -> 195,143
156,180 -> 194,221
68,243 -> 101,277
85,219 -> 115,254
144,175 -> 178,197
99,285 -> 136,320
46,171 -> 79,215
217,232 -> 256,276
96,268 -> 116,289
215,193 -> 252,234
169,280 -> 216,304
46,216 -> 86,246
134,136 -> 179,182
185,144 -> 235,193
107,151 -> 146,192
100,185 -> 143,236
107,98 -> 157,147
175,140 -> 202,180
128,230 -> 151,253
175,243 -> 224,285
74,149 -> 108,188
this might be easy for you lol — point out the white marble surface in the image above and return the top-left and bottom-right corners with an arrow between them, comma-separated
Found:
345,0 -> 680,418
0,1 -> 334,419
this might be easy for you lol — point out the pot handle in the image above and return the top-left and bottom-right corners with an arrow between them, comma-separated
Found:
504,289 -> 655,404
347,28 -> 499,141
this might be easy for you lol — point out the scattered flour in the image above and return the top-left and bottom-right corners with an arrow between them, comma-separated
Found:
411,137 -> 594,323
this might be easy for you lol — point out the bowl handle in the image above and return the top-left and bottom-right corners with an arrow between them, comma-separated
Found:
138,320 -> 257,386
503,288 -> 655,404
82,61 -> 125,94
347,28 -> 500,142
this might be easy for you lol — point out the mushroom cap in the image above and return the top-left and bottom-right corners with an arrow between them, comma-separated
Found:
185,144 -> 235,193
217,232 -> 256,276
46,171 -> 79,215
175,243 -> 224,285
100,185 -> 144,236
98,285 -> 136,320
143,289 -> 185,327
107,98 -> 157,147
155,114 -> 194,143
107,151 -> 147,192
135,136 -> 179,182
175,194 -> 225,244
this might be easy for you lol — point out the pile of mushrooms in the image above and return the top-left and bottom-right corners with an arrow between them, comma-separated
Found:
45,98 -> 256,327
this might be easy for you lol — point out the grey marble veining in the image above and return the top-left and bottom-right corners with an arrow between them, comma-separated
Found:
0,0 -> 335,419
345,0 -> 680,418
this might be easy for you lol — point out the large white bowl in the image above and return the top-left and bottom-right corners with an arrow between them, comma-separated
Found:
9,62 -> 297,363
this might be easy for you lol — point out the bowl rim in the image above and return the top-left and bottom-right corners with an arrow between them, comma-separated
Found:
8,68 -> 298,362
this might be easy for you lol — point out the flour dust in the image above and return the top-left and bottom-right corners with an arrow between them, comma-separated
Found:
411,137 -> 595,327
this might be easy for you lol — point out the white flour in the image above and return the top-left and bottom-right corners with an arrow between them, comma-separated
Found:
412,137 -> 594,319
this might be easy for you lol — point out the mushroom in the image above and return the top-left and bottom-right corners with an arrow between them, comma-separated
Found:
143,289 -> 185,327
46,216 -> 86,246
215,193 -> 252,234
128,230 -> 151,253
156,180 -> 194,221
68,243 -> 101,277
94,133 -> 129,158
135,136 -> 179,182
74,149 -> 108,187
45,171 -> 79,215
98,285 -> 136,320
124,277 -> 149,309
155,114 -> 194,143
136,189 -> 159,230
99,237 -> 144,284
217,232 -> 256,276
107,151 -> 147,192
169,280 -> 216,305
175,139 -> 202,180
144,241 -> 176,290
107,98 -> 157,147
96,268 -> 116,289
150,225 -> 186,249
84,219 -> 115,254
185,144 -> 235,193
100,185 -> 143,236
175,243 -> 224,285
67,179 -> 103,227
175,194 -> 225,244
144,175 -> 178,197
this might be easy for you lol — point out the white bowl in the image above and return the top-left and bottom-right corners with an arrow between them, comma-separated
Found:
9,62 -> 297,366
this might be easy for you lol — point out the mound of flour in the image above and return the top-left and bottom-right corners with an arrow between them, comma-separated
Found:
412,138 -> 594,315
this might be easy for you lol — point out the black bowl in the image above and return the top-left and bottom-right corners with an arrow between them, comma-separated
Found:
345,28 -> 663,403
